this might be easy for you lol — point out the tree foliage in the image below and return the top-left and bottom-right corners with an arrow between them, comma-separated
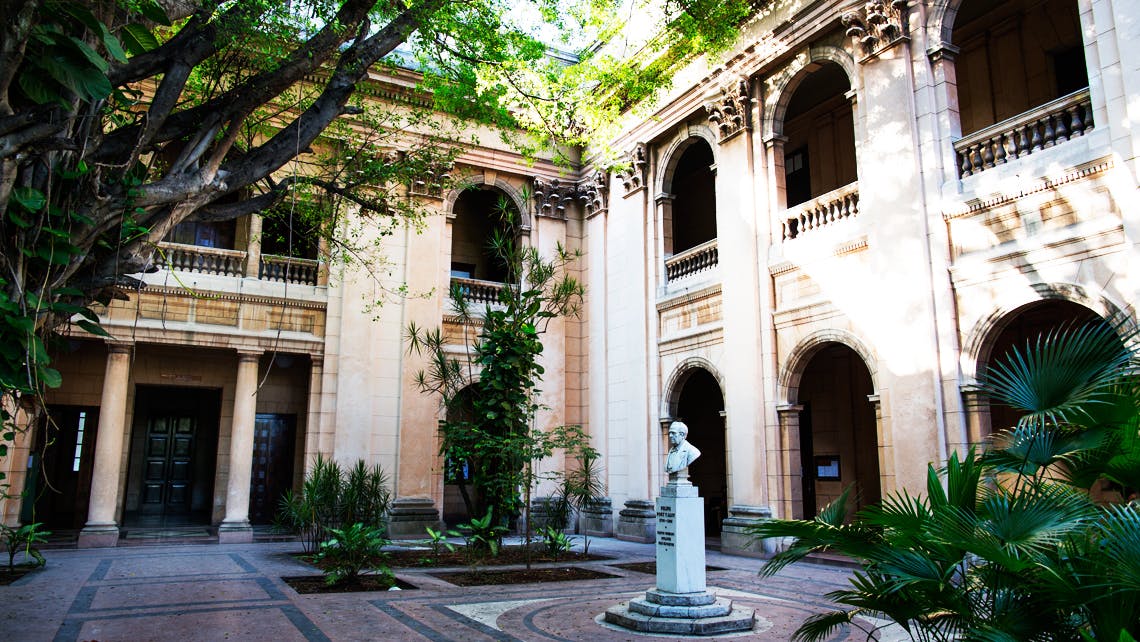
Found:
0,0 -> 758,497
750,321 -> 1140,642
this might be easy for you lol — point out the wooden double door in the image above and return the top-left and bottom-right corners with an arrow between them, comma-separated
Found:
126,386 -> 220,525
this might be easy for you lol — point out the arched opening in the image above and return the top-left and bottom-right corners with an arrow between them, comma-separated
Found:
667,140 -> 717,255
796,343 -> 878,519
450,187 -> 516,284
782,63 -> 856,209
674,368 -> 727,536
952,0 -> 1086,137
442,386 -> 477,526
980,299 -> 1106,438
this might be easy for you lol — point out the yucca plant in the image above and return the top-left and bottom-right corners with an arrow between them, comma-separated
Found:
751,321 -> 1140,641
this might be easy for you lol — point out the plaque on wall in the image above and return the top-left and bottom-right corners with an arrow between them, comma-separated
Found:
815,455 -> 841,481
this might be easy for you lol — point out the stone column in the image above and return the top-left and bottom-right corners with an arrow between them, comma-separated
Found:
959,387 -> 990,448
79,342 -> 133,548
776,404 -> 804,520
302,355 -> 324,466
244,213 -> 263,278
219,349 -> 260,542
868,394 -> 894,496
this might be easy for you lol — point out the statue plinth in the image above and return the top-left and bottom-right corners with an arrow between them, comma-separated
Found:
603,478 -> 755,635
655,479 -> 705,594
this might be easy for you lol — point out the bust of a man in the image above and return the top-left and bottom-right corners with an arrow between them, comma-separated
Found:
665,421 -> 701,478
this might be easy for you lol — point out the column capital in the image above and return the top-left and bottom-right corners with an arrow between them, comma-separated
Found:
866,394 -> 881,405
105,341 -> 134,355
762,134 -> 788,150
236,349 -> 262,362
776,403 -> 804,417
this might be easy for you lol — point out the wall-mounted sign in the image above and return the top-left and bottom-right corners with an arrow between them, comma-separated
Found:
815,455 -> 841,481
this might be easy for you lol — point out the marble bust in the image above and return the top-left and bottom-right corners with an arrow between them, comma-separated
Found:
665,421 -> 701,478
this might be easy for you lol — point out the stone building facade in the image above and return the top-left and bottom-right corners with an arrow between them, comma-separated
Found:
2,0 -> 1138,555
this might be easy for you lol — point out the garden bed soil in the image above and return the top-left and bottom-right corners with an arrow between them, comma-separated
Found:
0,564 -> 41,586
386,546 -> 610,568
283,575 -> 417,594
431,566 -> 619,586
608,561 -> 727,575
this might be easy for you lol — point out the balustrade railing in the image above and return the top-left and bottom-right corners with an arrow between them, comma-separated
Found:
782,183 -> 860,241
259,254 -> 320,286
955,88 -> 1093,178
665,238 -> 718,281
450,277 -> 506,306
155,242 -> 246,277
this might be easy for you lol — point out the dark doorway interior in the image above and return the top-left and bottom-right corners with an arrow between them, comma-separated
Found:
28,406 -> 100,529
124,386 -> 220,527
249,413 -> 297,524
797,343 -> 879,519
675,369 -> 727,535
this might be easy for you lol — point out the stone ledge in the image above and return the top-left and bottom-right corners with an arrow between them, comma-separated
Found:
603,603 -> 755,635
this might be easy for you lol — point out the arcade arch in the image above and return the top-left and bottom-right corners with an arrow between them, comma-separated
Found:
665,365 -> 727,535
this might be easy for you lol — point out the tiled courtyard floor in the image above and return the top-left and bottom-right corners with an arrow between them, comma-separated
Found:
0,537 -> 892,641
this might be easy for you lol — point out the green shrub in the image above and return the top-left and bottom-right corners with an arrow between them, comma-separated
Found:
539,525 -> 574,560
277,455 -> 392,554
458,507 -> 507,568
2,522 -> 49,570
316,523 -> 391,586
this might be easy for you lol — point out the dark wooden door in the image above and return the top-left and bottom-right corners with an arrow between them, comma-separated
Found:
249,414 -> 296,524
141,415 -> 195,515
32,406 -> 99,528
799,402 -> 816,519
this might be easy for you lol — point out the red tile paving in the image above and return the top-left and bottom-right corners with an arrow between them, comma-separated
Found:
0,537 -> 881,641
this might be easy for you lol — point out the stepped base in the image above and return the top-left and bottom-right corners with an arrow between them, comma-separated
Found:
604,590 -> 755,635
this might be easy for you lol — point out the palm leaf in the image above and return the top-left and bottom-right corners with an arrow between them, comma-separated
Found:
981,321 -> 1130,428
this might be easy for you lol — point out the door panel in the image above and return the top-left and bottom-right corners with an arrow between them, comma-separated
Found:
140,413 -> 196,515
249,414 -> 296,524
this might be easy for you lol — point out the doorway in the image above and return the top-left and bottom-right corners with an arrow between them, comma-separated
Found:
124,386 -> 220,527
27,406 -> 99,529
674,368 -> 727,535
249,413 -> 297,524
796,343 -> 879,519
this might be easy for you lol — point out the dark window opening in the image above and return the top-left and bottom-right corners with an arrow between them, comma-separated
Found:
1052,44 -> 1089,98
785,147 -> 811,207
261,209 -> 319,260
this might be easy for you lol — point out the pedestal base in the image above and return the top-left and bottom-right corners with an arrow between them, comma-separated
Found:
78,524 -> 120,548
217,522 -> 253,543
604,589 -> 755,635
387,497 -> 440,539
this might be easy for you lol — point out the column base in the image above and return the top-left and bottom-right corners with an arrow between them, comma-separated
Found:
580,497 -> 613,537
720,504 -> 774,558
614,499 -> 656,543
386,497 -> 440,539
217,521 -> 253,543
78,524 -> 120,548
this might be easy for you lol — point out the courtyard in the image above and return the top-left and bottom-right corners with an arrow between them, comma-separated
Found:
0,537 -> 882,642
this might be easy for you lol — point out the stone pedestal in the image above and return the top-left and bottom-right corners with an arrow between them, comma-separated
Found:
604,480 -> 754,635
580,497 -> 613,537
387,497 -> 440,539
655,480 -> 705,593
615,499 -> 655,542
720,504 -> 774,558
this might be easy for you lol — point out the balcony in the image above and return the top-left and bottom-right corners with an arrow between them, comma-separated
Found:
782,182 -> 860,241
450,277 -> 506,307
665,239 -> 719,282
954,89 -> 1094,178
259,254 -> 320,286
154,242 -> 246,277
